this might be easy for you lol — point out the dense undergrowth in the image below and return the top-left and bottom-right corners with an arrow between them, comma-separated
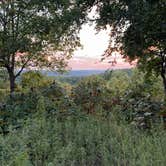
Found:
0,69 -> 166,165
1,112 -> 166,166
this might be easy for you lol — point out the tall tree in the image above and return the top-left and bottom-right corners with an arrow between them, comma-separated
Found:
0,0 -> 92,93
82,0 -> 166,97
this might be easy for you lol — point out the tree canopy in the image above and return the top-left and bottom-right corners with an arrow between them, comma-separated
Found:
0,0 -> 93,92
82,0 -> 166,95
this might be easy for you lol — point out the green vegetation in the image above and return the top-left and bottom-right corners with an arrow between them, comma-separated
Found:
0,1 -> 165,165
0,0 -> 88,93
78,0 -> 166,96
0,69 -> 166,165
0,112 -> 166,166
72,76 -> 108,114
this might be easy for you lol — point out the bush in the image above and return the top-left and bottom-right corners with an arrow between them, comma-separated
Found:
0,80 -> 77,133
72,76 -> 109,114
20,71 -> 53,90
118,69 -> 165,128
107,70 -> 130,96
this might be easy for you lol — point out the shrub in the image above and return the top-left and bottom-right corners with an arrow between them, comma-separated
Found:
0,80 -> 76,133
117,70 -> 164,128
72,76 -> 108,114
20,70 -> 53,90
107,70 -> 130,96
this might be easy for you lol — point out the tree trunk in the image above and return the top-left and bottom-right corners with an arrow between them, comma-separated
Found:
8,71 -> 16,94
161,72 -> 166,101
5,63 -> 16,94
160,50 -> 166,102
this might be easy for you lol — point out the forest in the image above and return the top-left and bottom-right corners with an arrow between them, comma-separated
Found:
0,0 -> 166,166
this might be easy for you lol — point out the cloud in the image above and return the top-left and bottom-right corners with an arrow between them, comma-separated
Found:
68,56 -> 134,70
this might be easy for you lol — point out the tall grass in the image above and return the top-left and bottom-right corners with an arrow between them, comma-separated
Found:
0,112 -> 165,166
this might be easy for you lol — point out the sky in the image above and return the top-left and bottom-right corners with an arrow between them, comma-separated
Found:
68,6 -> 134,70
68,23 -> 133,70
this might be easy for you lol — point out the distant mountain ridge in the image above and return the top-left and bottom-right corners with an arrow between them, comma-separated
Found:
20,68 -> 132,77
42,70 -> 106,77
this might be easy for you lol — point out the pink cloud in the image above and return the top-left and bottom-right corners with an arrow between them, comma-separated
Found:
68,56 -> 135,70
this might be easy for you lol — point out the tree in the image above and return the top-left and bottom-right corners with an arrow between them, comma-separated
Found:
0,0 -> 91,93
81,0 -> 166,97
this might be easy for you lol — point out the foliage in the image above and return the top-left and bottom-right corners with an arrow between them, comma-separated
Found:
0,113 -> 166,165
128,69 -> 164,101
0,68 -> 9,89
107,70 -> 130,96
0,68 -> 9,101
79,0 -> 166,96
92,0 -> 166,74
0,79 -> 74,133
120,92 -> 163,128
1,69 -> 165,132
0,69 -> 166,165
0,0 -> 165,162
101,69 -> 165,127
57,76 -> 83,85
0,0 -> 90,92
118,69 -> 164,127
20,70 -> 53,89
72,75 -> 109,114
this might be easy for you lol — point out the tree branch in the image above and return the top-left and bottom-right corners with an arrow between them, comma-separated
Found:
15,55 -> 33,78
